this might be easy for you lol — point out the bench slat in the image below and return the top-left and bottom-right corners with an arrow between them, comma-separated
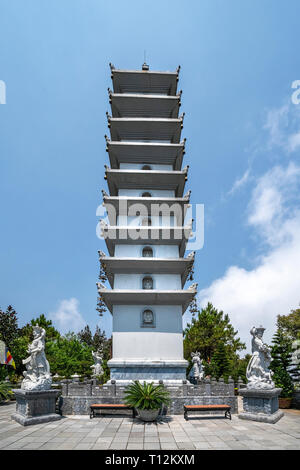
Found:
91,404 -> 131,408
184,405 -> 230,410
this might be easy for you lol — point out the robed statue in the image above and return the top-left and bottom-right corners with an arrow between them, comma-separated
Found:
22,326 -> 52,391
91,350 -> 104,376
246,326 -> 274,389
188,351 -> 204,384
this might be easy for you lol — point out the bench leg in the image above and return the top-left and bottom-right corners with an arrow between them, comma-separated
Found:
225,410 -> 231,420
90,409 -> 94,419
184,410 -> 188,420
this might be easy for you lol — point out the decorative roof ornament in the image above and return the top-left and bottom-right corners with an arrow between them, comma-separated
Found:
98,250 -> 106,259
96,282 -> 106,291
183,190 -> 191,200
188,283 -> 198,292
187,251 -> 196,260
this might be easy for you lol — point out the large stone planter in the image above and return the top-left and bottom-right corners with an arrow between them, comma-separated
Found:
137,408 -> 160,422
278,397 -> 292,409
11,389 -> 61,426
238,388 -> 284,424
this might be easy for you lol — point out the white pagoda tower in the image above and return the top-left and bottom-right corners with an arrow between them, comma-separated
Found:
97,63 -> 197,383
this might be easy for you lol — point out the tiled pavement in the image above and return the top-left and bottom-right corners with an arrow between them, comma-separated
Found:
0,402 -> 300,450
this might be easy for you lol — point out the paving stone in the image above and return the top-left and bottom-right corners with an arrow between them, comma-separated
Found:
1,402 -> 299,451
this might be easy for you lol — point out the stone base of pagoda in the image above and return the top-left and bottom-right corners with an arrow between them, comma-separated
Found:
107,359 -> 188,384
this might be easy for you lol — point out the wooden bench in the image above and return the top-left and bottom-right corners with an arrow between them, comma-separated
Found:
90,403 -> 136,419
184,404 -> 231,420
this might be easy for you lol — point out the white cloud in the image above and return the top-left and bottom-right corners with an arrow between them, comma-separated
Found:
288,131 -> 300,153
228,168 -> 251,196
196,163 -> 300,352
264,101 -> 300,154
49,297 -> 86,334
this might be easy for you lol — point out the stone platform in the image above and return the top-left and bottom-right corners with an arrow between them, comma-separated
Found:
11,389 -> 61,426
238,388 -> 284,424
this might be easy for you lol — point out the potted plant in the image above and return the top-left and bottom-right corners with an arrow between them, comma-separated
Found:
124,381 -> 171,422
0,381 -> 13,404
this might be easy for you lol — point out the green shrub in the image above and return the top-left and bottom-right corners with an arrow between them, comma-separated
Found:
0,381 -> 13,402
124,381 -> 171,410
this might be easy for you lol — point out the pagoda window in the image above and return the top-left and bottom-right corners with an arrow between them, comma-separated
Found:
142,164 -> 152,170
142,276 -> 153,290
142,191 -> 152,197
142,246 -> 153,257
141,309 -> 155,327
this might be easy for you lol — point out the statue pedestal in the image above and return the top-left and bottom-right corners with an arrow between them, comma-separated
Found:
11,389 -> 61,426
238,388 -> 284,424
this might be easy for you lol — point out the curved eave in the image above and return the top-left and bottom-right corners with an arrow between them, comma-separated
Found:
108,117 -> 183,143
110,93 -> 180,118
105,169 -> 187,197
97,288 -> 197,315
99,256 -> 195,288
111,69 -> 179,95
106,141 -> 185,170
101,226 -> 192,257
103,196 -> 190,224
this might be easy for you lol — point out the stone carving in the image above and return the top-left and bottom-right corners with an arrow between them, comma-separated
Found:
246,326 -> 275,390
187,251 -> 195,260
91,350 -> 104,377
97,282 -> 106,291
188,352 -> 204,383
21,326 -> 52,391
98,250 -> 106,259
142,309 -> 154,325
290,339 -> 300,389
188,283 -> 198,291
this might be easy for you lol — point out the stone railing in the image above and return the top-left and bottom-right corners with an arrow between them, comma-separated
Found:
60,376 -> 238,415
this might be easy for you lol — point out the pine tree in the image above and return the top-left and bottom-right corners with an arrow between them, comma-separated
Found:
270,328 -> 294,398
210,342 -> 231,380
0,305 -> 19,349
77,325 -> 93,347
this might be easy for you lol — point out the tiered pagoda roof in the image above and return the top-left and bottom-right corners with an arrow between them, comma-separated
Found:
98,63 -> 197,314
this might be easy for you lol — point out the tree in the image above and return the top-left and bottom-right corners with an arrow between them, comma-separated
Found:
184,302 -> 246,363
77,325 -> 93,347
46,333 -> 94,378
270,328 -> 294,398
0,305 -> 19,349
209,342 -> 231,380
277,307 -> 300,341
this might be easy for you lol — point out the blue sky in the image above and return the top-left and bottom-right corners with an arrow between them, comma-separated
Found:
1,0 -> 300,351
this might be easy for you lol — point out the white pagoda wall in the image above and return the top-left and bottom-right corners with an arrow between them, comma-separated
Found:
112,304 -> 183,361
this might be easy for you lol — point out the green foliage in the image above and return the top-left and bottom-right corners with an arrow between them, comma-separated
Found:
77,325 -> 111,382
0,305 -> 19,349
0,381 -> 13,402
277,308 -> 300,341
208,342 -> 231,380
124,381 -> 171,410
270,328 -> 294,398
184,302 -> 246,379
229,354 -> 251,383
46,333 -> 94,378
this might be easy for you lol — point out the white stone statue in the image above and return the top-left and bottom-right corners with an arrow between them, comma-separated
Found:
91,350 -> 103,376
246,326 -> 275,390
22,326 -> 52,391
189,351 -> 204,383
